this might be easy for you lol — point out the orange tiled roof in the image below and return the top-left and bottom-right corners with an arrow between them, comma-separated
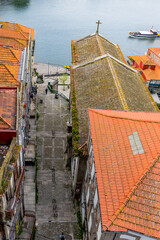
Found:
0,46 -> 21,64
18,23 -> 35,40
149,47 -> 160,56
0,28 -> 28,40
0,88 -> 17,129
88,109 -> 160,238
143,65 -> 160,81
128,55 -> 142,65
0,64 -> 20,87
0,21 -> 34,40
0,38 -> 26,50
128,54 -> 155,65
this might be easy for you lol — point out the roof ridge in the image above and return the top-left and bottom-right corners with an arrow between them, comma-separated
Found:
15,38 -> 25,48
8,23 -> 28,39
0,115 -> 12,129
109,55 -> 138,73
72,53 -> 138,73
88,109 -> 160,122
17,29 -> 28,39
1,64 -> 20,84
96,34 -> 105,55
0,38 -> 25,49
9,48 -> 20,62
0,28 -> 27,40
106,56 -> 129,111
98,34 -> 117,47
105,155 -> 160,230
75,33 -> 96,42
16,23 -> 25,33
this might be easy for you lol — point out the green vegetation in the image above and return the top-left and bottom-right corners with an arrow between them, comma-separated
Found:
77,210 -> 83,239
32,227 -> 37,240
0,179 -> 8,194
0,143 -> 20,194
13,0 -> 29,7
157,103 -> 160,110
36,112 -> 40,120
35,70 -> 44,83
59,73 -> 68,90
72,89 -> 82,156
18,222 -> 23,236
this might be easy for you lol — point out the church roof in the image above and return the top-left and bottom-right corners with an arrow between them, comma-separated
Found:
72,33 -> 126,64
88,109 -> 160,238
71,38 -> 158,146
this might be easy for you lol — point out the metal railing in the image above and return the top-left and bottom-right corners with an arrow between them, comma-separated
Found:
47,84 -> 69,102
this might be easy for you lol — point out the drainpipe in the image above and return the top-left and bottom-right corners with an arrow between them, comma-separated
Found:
113,233 -> 117,240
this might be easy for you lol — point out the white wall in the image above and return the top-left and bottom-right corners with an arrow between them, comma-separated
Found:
97,221 -> 102,240
128,231 -> 158,240
86,186 -> 90,204
88,211 -> 92,233
94,187 -> 98,208
72,157 -> 79,191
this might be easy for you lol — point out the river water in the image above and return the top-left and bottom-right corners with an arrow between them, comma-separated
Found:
0,0 -> 160,65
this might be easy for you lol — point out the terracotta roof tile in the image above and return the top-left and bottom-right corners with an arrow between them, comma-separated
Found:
88,109 -> 160,238
0,38 -> 26,50
0,88 -> 17,129
149,48 -> 160,56
0,21 -> 34,40
128,51 -> 160,81
0,64 -> 20,87
0,46 -> 21,64
0,28 -> 28,40
128,54 -> 155,66
143,65 -> 160,80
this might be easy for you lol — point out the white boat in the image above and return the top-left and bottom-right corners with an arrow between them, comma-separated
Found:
129,28 -> 160,39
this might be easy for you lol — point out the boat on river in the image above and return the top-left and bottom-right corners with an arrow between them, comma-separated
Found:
129,28 -> 160,39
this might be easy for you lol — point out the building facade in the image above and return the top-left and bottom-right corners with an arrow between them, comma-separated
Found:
0,138 -> 24,239
0,22 -> 35,239
128,48 -> 160,92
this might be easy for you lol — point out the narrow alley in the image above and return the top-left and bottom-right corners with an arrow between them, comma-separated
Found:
35,65 -> 80,240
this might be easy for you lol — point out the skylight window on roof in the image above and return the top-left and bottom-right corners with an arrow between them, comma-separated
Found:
128,131 -> 144,155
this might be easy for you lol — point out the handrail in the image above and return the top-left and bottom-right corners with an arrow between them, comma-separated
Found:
48,85 -> 69,102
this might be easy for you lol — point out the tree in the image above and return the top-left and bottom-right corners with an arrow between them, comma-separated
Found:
59,74 -> 68,91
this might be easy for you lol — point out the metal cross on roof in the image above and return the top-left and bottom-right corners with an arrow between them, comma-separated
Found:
96,20 -> 102,34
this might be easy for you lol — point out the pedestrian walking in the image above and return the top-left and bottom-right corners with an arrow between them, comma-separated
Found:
59,232 -> 65,240
45,88 -> 48,94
